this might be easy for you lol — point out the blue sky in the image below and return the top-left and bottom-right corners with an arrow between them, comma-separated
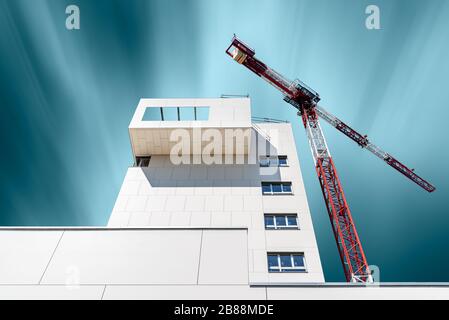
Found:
0,0 -> 448,282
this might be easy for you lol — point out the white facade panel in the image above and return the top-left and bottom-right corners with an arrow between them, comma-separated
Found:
198,230 -> 248,285
0,228 -> 249,287
41,230 -> 203,285
0,231 -> 63,285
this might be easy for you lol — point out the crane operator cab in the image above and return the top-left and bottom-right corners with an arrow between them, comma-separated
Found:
232,48 -> 247,64
226,35 -> 255,65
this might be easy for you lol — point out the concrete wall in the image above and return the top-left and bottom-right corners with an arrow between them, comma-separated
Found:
110,123 -> 324,284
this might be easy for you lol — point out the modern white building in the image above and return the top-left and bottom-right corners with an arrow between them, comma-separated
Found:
108,97 -> 324,284
1,97 -> 448,300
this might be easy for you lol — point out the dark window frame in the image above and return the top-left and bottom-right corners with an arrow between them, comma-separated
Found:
135,156 -> 151,167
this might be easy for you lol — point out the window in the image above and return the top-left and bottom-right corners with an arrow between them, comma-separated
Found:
142,107 -> 162,121
143,107 -> 210,121
267,253 -> 306,273
264,214 -> 298,230
135,156 -> 150,167
179,107 -> 195,120
259,155 -> 288,167
278,156 -> 288,166
261,182 -> 293,195
163,107 -> 178,121
195,107 -> 209,120
259,157 -> 270,167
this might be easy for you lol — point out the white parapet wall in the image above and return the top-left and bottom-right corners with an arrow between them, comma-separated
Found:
0,228 -> 448,300
0,228 -> 260,299
129,98 -> 252,156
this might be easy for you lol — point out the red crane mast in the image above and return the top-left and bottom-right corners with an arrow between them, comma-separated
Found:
226,35 -> 435,283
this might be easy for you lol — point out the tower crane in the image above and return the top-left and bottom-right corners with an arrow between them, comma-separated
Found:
226,35 -> 435,283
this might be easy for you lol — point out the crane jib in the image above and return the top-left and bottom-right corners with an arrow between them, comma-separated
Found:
313,104 -> 435,192
384,156 -> 436,192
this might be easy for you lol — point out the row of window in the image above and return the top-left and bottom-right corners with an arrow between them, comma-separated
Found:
264,214 -> 298,229
268,253 -> 306,273
143,106 -> 210,121
259,155 -> 288,167
261,182 -> 292,195
135,155 -> 289,169
138,155 -> 289,167
260,154 -> 302,273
